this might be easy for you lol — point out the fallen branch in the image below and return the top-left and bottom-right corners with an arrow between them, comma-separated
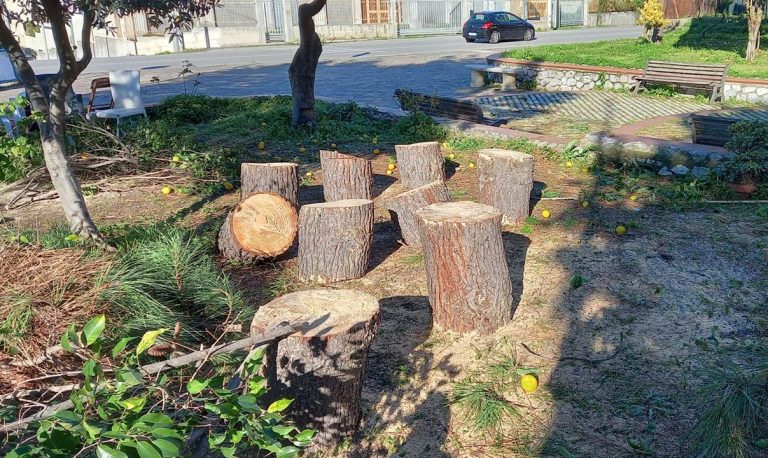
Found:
0,322 -> 302,434
520,333 -> 625,364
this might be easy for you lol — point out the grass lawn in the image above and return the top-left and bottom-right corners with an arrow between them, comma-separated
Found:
503,17 -> 768,79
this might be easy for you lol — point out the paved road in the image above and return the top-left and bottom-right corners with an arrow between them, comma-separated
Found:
15,26 -> 644,110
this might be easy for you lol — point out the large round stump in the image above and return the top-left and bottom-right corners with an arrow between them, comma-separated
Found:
250,289 -> 380,446
319,150 -> 372,201
298,199 -> 374,283
218,192 -> 298,262
386,180 -> 451,247
395,141 -> 446,189
240,162 -> 299,208
477,149 -> 534,225
415,201 -> 514,335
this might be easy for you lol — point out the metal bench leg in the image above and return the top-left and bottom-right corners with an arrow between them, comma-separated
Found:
710,85 -> 723,104
470,70 -> 486,88
631,81 -> 643,95
501,73 -> 516,91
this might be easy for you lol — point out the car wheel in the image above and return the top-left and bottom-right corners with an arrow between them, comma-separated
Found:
523,28 -> 534,41
489,30 -> 501,44
465,38 -> 475,42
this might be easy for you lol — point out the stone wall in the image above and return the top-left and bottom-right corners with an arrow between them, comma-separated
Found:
587,11 -> 639,27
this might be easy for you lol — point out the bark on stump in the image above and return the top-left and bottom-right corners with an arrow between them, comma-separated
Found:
250,289 -> 380,446
386,180 -> 451,247
395,141 -> 446,189
415,201 -> 514,335
476,148 -> 534,225
240,162 -> 299,208
319,150 -> 373,201
298,199 -> 373,283
218,192 -> 298,262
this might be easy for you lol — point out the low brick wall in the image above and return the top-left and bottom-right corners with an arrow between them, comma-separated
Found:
487,57 -> 768,104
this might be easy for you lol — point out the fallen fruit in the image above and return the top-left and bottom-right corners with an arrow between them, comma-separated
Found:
299,147 -> 306,153
468,162 -> 476,169
520,374 -> 538,393
258,142 -> 266,150
386,169 -> 393,176
629,194 -> 638,201
449,153 -> 456,160
541,209 -> 551,219
565,160 -> 573,168
306,171 -> 314,177
331,143 -> 337,148
582,200 -> 590,208
442,142 -> 449,148
615,225 -> 626,236
81,153 -> 89,160
172,155 -> 181,162
373,148 -> 380,155
162,186 -> 173,195
223,181 -> 234,191
387,163 -> 396,171
372,137 -> 378,144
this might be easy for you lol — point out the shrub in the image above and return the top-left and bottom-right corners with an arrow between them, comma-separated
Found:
723,121 -> 768,185
0,98 -> 43,183
151,94 -> 228,125
638,0 -> 667,41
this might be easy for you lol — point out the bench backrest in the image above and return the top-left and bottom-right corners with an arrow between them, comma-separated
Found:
643,61 -> 728,84
395,89 -> 484,123
690,113 -> 736,147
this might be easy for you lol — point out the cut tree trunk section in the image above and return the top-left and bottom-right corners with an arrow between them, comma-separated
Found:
395,141 -> 446,189
298,199 -> 373,283
415,201 -> 514,335
251,289 -> 380,446
240,162 -> 299,208
476,148 -> 534,225
386,180 -> 451,247
319,150 -> 372,201
218,192 -> 298,262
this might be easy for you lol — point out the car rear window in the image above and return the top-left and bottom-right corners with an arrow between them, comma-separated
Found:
469,13 -> 487,21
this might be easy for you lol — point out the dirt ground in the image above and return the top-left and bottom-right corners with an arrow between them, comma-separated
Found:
2,150 -> 767,457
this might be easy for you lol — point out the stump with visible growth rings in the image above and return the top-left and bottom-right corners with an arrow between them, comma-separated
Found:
476,149 -> 534,225
395,141 -> 446,189
319,150 -> 372,201
298,199 -> 373,283
251,289 -> 380,446
415,201 -> 513,335
218,192 -> 298,262
386,180 -> 451,247
240,162 -> 299,208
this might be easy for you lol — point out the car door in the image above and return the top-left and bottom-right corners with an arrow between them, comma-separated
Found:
508,13 -> 527,40
495,13 -> 512,39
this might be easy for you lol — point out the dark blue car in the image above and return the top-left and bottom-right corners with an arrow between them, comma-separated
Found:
462,11 -> 535,44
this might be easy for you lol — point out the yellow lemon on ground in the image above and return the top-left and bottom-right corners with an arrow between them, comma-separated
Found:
468,162 -> 476,169
565,160 -> 573,168
582,200 -> 590,209
442,142 -> 449,148
299,147 -> 306,153
386,169 -> 393,176
520,374 -> 538,393
306,171 -> 314,177
331,143 -> 337,149
541,209 -> 551,219
261,122 -> 267,127
161,186 -> 173,195
629,194 -> 638,201
372,137 -> 378,144
223,181 -> 234,191
449,153 -> 456,160
581,166 -> 590,173
258,142 -> 266,150
373,148 -> 381,155
81,153 -> 89,160
172,155 -> 181,162
387,163 -> 396,171
615,225 -> 626,236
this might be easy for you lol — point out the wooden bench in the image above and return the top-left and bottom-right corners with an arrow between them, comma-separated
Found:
466,64 -> 519,90
690,113 -> 739,147
632,61 -> 728,103
395,89 -> 486,124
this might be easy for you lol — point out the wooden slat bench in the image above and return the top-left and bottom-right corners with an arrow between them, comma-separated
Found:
632,60 -> 728,103
395,88 -> 486,124
465,64 -> 519,90
690,113 -> 739,147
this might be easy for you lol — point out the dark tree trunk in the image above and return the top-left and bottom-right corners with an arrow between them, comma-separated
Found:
289,0 -> 328,129
240,162 -> 299,207
298,199 -> 374,283
319,150 -> 373,201
476,148 -> 534,225
386,180 -> 451,247
251,289 -> 380,446
394,141 -> 446,189
415,201 -> 514,335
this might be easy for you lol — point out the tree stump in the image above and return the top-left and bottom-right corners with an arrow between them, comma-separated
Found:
250,289 -> 380,446
476,148 -> 534,225
240,162 -> 299,208
298,199 -> 373,283
386,180 -> 451,247
395,141 -> 446,189
319,150 -> 372,201
415,201 -> 514,335
217,192 -> 298,262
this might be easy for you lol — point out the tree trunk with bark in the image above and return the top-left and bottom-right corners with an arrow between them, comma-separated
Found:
289,0 -> 328,128
218,192 -> 298,262
240,162 -> 299,207
476,148 -> 534,225
298,199 -> 373,283
745,0 -> 764,61
251,289 -> 380,446
415,201 -> 514,335
319,150 -> 373,201
386,180 -> 451,247
394,141 -> 446,189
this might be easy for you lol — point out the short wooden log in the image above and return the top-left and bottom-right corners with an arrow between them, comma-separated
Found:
394,141 -> 446,189
415,201 -> 514,335
250,289 -> 380,446
298,199 -> 374,283
217,192 -> 298,262
476,148 -> 534,225
240,162 -> 299,208
386,180 -> 451,247
319,150 -> 372,201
